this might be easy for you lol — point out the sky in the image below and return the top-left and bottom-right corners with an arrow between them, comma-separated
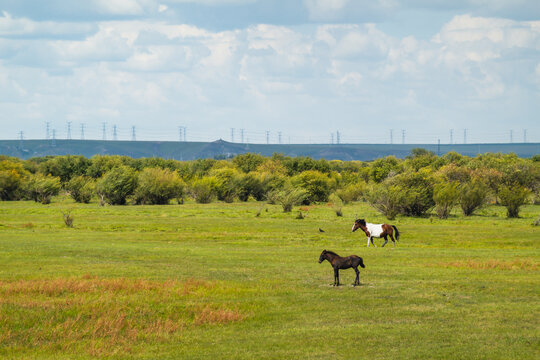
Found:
1,0 -> 539,144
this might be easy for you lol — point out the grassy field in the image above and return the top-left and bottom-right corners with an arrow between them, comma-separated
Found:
0,198 -> 539,359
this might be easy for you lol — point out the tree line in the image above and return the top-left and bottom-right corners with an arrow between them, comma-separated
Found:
1,149 -> 539,218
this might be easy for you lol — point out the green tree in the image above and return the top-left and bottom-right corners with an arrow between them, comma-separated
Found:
364,183 -> 405,220
498,184 -> 530,218
459,179 -> 489,216
190,177 -> 218,204
292,170 -> 335,203
96,166 -> 138,205
23,173 -> 61,204
0,160 -> 28,200
66,175 -> 95,203
268,184 -> 307,212
134,168 -> 184,205
433,182 -> 459,219
369,156 -> 401,183
233,153 -> 265,173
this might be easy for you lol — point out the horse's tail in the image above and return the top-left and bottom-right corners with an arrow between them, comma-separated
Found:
359,257 -> 365,268
392,225 -> 400,240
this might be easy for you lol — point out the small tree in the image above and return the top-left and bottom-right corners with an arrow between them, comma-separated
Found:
23,173 -> 61,204
134,168 -> 184,205
365,183 -> 405,220
292,170 -> 335,203
459,179 -> 489,216
96,166 -> 138,205
66,175 -> 95,203
269,184 -> 307,212
190,177 -> 218,204
433,182 -> 459,219
335,182 -> 365,204
498,184 -> 530,218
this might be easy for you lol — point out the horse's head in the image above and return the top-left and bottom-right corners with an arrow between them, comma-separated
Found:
352,218 -> 366,232
318,250 -> 327,263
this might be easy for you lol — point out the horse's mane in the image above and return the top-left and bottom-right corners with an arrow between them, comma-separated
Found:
324,250 -> 340,257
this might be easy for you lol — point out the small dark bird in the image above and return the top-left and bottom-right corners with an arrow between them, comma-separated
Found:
319,228 -> 325,232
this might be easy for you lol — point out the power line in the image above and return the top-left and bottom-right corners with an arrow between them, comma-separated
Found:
240,128 -> 244,143
463,129 -> 467,144
523,129 -> 527,143
510,129 -> 513,143
67,121 -> 72,140
331,133 -> 334,145
230,128 -> 235,142
131,126 -> 136,141
113,125 -> 118,141
19,131 -> 23,149
402,129 -> 405,144
102,122 -> 107,140
336,131 -> 340,145
45,122 -> 50,140
389,129 -> 393,145
266,130 -> 269,144
278,131 -> 282,144
450,129 -> 453,145
80,123 -> 85,140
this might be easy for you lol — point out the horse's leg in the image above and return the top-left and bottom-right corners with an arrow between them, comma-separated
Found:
389,233 -> 396,247
354,267 -> 359,286
370,237 -> 377,247
366,237 -> 370,247
333,268 -> 338,286
382,235 -> 388,247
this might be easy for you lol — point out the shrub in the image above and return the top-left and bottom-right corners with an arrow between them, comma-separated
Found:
190,177 -> 218,204
369,156 -> 401,183
433,182 -> 459,219
96,166 -> 138,205
292,170 -> 335,203
459,180 -> 489,216
61,210 -> 74,228
23,173 -> 61,204
365,183 -> 405,220
134,168 -> 184,205
498,184 -> 530,218
0,160 -> 27,200
211,168 -> 241,203
66,175 -> 95,203
236,173 -> 264,202
335,182 -> 365,204
269,184 -> 307,212
388,170 -> 434,217
233,153 -> 265,173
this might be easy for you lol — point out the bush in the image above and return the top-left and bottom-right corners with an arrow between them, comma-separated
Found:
369,156 -> 401,183
498,184 -> 530,218
190,177 -> 218,204
365,183 -> 405,220
134,168 -> 184,205
211,168 -> 241,203
236,173 -> 264,202
96,166 -> 138,205
433,182 -> 459,219
66,175 -> 95,203
269,184 -> 307,212
292,170 -> 335,203
459,180 -> 489,216
335,182 -> 365,204
0,160 -> 27,200
388,170 -> 434,217
233,153 -> 265,173
23,173 -> 61,204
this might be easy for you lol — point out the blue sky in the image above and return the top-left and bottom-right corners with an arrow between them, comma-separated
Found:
1,0 -> 539,144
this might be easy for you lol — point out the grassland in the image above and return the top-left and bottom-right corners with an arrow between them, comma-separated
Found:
0,198 -> 539,359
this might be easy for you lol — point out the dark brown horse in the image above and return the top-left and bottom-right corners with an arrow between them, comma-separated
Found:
318,250 -> 365,286
352,218 -> 400,247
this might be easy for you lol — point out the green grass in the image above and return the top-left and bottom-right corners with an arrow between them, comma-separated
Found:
0,198 -> 539,359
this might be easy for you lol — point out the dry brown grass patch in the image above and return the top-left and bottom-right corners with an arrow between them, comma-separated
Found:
0,276 -> 244,357
437,258 -> 538,271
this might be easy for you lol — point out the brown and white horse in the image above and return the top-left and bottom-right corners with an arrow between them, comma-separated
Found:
352,218 -> 400,247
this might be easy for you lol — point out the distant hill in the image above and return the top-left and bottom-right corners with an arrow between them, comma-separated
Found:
1,139 -> 539,161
